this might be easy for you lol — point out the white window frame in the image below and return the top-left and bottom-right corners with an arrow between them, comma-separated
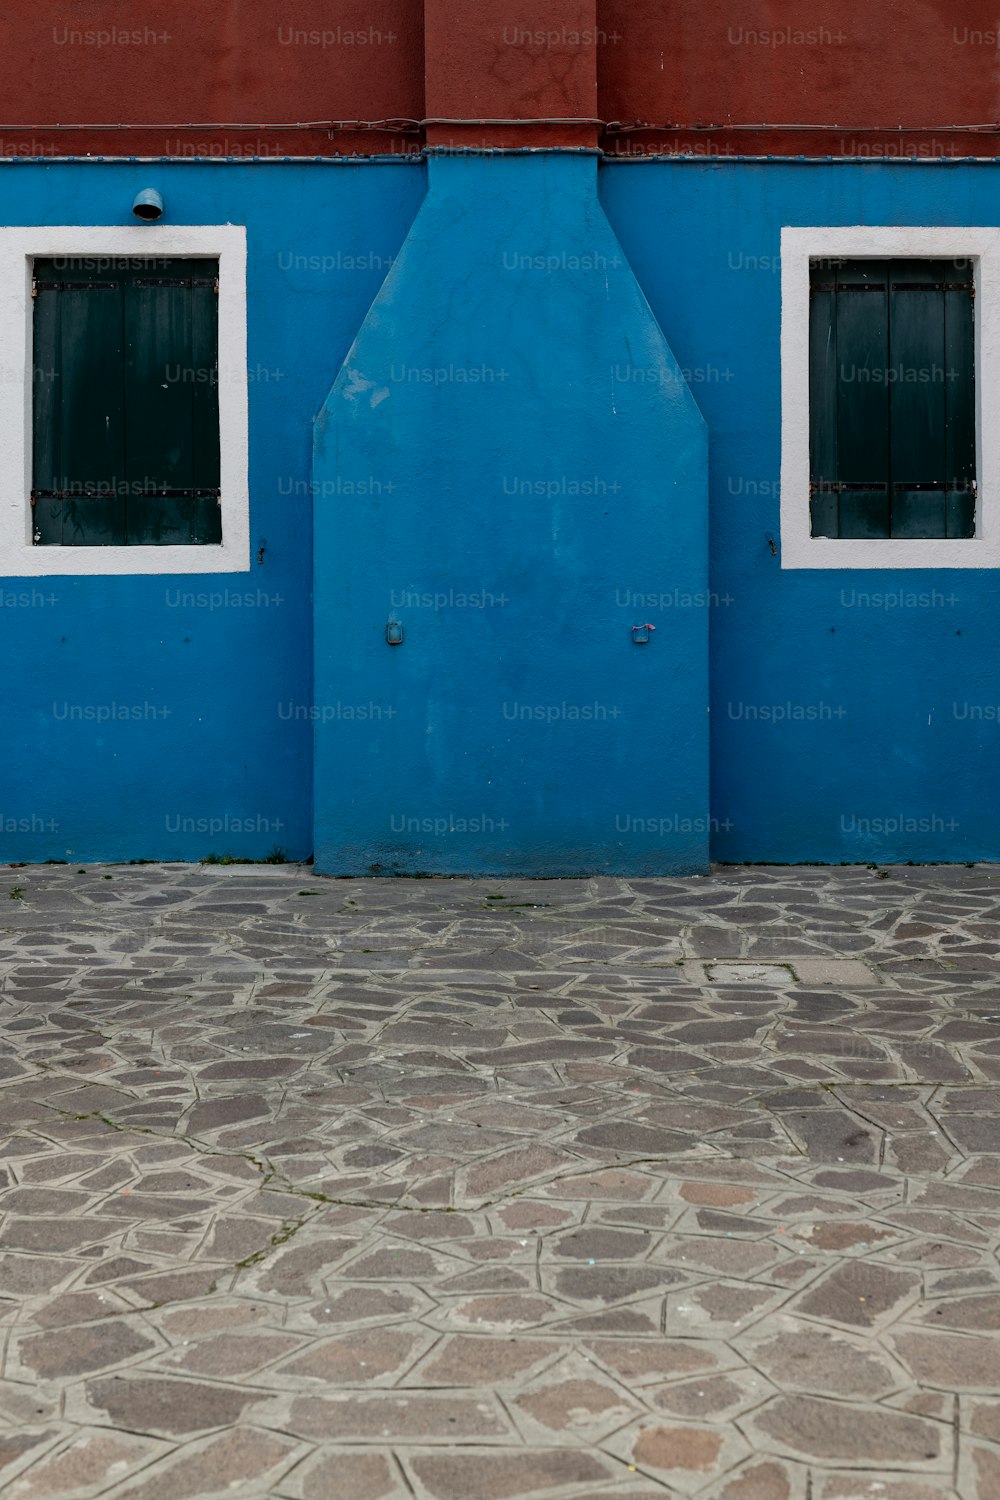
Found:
781,225 -> 1000,569
0,224 -> 248,575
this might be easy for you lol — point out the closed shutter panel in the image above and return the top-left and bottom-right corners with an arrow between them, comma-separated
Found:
188,274 -> 224,543
124,261 -> 221,544
808,269 -> 839,538
943,267 -> 976,539
32,259 -> 126,545
893,260 -> 951,537
32,256 -> 221,546
836,260 -> 891,538
809,257 -> 976,540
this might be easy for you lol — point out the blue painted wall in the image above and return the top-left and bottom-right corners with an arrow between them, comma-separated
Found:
0,160 -> 425,863
601,159 -> 1000,864
313,154 -> 709,875
4,156 -> 999,869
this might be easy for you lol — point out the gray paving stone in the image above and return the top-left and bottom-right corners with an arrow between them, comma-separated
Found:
15,1322 -> 156,1379
743,1325 -> 901,1398
817,1481 -> 957,1500
892,1330 -> 1000,1390
408,1451 -> 613,1498
84,1376 -> 265,1435
110,1429 -> 299,1500
159,1331 -> 302,1377
753,1395 -> 943,1464
3,1432 -> 163,1499
792,1261 -> 921,1327
287,1450 -> 402,1500
286,1391 -> 510,1440
2,862 -> 999,1498
711,1461 -> 796,1500
0,1433 -> 59,1484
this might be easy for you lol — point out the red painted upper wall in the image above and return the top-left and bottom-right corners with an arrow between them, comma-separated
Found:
0,0 -> 424,157
1,0 -> 999,158
425,0 -> 598,148
598,0 -> 1000,157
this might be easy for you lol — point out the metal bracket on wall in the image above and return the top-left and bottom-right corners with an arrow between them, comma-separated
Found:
386,622 -> 404,645
631,624 -> 655,644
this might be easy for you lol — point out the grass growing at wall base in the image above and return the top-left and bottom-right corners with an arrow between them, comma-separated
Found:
201,847 -> 289,866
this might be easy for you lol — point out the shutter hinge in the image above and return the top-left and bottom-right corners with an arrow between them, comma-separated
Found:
214,277 -> 219,296
30,278 -> 37,299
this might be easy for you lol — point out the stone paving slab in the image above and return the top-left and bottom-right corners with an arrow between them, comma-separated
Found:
2,863 -> 1000,1496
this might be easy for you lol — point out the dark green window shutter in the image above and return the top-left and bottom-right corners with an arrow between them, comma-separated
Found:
809,258 -> 976,540
32,264 -> 127,545
32,257 -> 221,546
124,266 -> 221,544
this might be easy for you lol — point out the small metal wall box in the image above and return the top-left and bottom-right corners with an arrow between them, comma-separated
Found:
632,624 -> 655,644
386,622 -> 404,645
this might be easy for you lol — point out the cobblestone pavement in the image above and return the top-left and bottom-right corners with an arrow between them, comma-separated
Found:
2,864 -> 1000,1499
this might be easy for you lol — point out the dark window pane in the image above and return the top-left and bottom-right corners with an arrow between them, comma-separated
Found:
809,257 -> 976,541
32,257 -> 220,547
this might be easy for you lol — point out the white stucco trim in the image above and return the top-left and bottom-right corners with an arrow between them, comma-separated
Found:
781,225 -> 1000,569
0,224 -> 248,576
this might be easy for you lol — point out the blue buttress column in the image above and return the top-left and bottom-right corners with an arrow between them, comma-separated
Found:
313,153 -> 709,876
